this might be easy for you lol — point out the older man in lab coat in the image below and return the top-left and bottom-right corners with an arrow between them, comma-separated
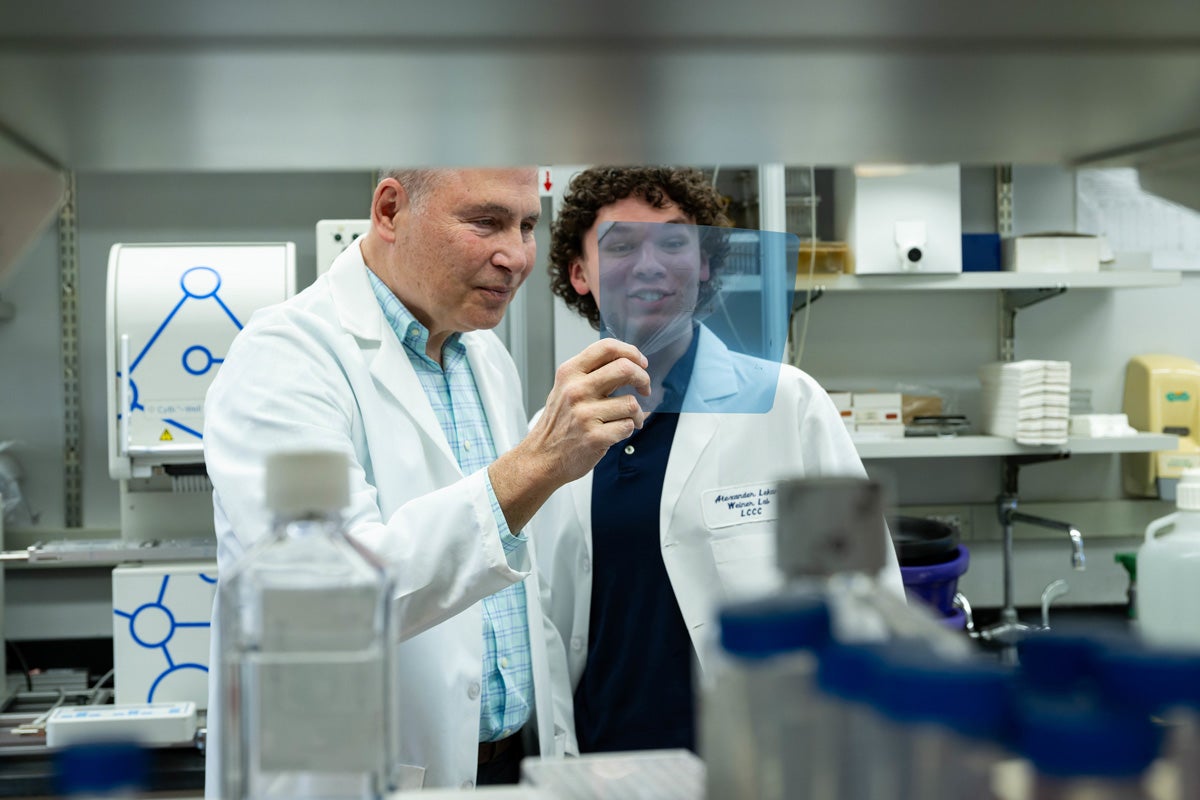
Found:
536,165 -> 904,754
203,168 -> 651,791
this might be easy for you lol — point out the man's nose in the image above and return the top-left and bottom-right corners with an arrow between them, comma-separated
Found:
630,244 -> 668,277
492,228 -> 531,273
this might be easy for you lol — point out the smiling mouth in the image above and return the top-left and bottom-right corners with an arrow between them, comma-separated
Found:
628,289 -> 673,302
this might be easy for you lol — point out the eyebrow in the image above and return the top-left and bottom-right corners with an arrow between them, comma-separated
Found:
599,218 -> 693,242
460,202 -> 540,224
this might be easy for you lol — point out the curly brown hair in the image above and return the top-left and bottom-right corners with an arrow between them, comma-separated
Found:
549,166 -> 732,330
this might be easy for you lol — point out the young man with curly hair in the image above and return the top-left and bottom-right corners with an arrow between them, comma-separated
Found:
535,165 -> 903,753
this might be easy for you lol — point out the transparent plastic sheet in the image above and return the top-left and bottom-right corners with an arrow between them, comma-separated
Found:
597,222 -> 798,414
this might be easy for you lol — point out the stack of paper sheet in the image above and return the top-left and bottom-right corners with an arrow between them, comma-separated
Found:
979,360 -> 1071,445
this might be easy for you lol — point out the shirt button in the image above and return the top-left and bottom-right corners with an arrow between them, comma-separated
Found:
467,682 -> 481,699
502,728 -> 511,738
464,439 -> 472,451
624,444 -> 635,455
570,636 -> 584,651
409,325 -> 419,336
581,557 -> 591,573
500,657 -> 509,669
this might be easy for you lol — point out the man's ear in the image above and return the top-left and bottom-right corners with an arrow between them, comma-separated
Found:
568,259 -> 591,296
370,178 -> 409,244
699,251 -> 711,282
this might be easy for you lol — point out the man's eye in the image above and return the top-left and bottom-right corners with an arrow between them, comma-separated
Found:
602,241 -> 635,254
473,218 -> 498,229
661,238 -> 689,249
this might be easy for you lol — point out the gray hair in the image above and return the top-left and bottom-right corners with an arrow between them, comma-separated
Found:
382,168 -> 451,210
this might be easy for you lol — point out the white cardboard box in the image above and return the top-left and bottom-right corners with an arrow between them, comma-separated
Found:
112,562 -> 217,709
852,392 -> 903,409
1003,233 -> 1100,273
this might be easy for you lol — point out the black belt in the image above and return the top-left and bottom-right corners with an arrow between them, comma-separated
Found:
477,731 -> 520,766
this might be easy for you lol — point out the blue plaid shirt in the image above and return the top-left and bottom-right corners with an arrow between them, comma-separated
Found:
369,270 -> 532,743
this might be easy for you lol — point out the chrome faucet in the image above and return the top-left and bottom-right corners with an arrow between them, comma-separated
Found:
1007,508 -> 1087,571
972,494 -> 1087,654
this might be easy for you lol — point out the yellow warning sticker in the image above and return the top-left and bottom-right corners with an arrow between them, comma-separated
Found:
159,429 -> 174,441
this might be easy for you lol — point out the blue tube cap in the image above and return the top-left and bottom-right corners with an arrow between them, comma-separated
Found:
718,595 -> 831,660
1017,697 -> 1163,779
870,648 -> 1016,742
1096,642 -> 1200,715
54,740 -> 149,795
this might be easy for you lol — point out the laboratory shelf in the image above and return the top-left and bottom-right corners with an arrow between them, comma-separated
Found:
854,432 -> 1178,460
791,270 -> 1182,293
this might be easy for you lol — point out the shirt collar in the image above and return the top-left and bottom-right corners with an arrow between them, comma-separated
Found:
367,268 -> 466,367
660,325 -> 701,407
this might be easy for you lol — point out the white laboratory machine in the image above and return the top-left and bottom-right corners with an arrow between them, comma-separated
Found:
315,219 -> 369,276
834,164 -> 963,274
105,242 -> 296,708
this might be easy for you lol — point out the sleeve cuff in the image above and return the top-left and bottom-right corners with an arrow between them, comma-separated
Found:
485,472 -> 529,562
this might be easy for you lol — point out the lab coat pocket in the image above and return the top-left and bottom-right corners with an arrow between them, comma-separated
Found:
392,764 -> 425,790
709,530 -> 782,600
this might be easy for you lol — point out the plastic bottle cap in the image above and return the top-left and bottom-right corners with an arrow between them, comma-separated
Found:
1015,632 -> 1107,694
1177,467 -> 1200,510
816,643 -> 885,702
718,596 -> 831,659
1096,642 -> 1200,714
265,449 -> 350,515
869,648 -> 1014,741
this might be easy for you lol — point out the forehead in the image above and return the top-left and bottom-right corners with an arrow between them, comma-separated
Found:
440,168 -> 539,212
593,195 -> 693,229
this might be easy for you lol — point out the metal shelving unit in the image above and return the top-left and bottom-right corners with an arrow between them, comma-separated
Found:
792,270 -> 1183,293
853,432 -> 1178,460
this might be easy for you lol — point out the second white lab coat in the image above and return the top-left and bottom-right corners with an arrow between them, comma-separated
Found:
536,326 -> 905,690
203,241 -> 574,794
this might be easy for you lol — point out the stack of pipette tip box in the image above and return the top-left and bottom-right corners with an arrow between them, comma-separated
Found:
979,360 -> 1071,445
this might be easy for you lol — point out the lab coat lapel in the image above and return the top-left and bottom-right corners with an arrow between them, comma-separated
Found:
327,243 -> 459,472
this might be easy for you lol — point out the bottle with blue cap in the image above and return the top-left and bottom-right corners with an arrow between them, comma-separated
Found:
1096,642 -> 1200,800
813,642 -> 891,800
860,644 -> 1014,800
701,594 -> 834,800
218,449 -> 398,800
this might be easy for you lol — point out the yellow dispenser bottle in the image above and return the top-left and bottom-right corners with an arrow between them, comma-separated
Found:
1123,354 -> 1200,498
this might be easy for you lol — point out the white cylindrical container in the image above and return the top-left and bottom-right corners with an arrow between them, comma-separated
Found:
1138,467 -> 1200,647
219,450 -> 398,800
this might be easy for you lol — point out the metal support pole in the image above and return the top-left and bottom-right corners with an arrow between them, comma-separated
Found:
58,172 -> 82,528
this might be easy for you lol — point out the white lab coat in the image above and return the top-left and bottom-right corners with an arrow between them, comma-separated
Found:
203,240 -> 574,793
535,326 -> 905,691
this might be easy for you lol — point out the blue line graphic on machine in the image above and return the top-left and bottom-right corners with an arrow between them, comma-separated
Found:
113,574 -> 212,703
116,265 -> 243,440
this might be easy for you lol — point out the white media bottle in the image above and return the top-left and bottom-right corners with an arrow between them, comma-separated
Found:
1138,467 -> 1200,648
219,449 -> 397,800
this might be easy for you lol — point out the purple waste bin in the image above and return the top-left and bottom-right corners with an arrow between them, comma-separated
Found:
892,516 -> 971,623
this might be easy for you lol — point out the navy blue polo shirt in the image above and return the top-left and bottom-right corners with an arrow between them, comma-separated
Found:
573,330 -> 699,753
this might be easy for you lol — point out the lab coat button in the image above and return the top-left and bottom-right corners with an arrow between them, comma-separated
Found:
462,780 -> 474,789
570,636 -> 584,651
581,557 -> 591,573
468,682 -> 481,699
624,444 -> 635,455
